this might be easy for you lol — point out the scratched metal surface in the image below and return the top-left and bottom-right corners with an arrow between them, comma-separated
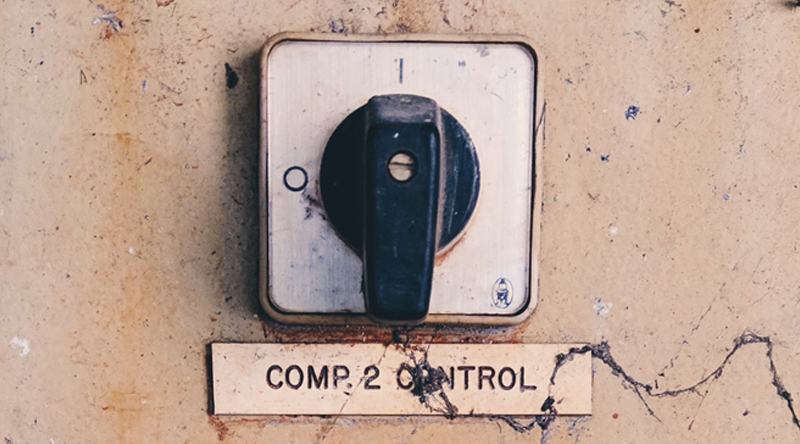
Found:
2,0 -> 800,443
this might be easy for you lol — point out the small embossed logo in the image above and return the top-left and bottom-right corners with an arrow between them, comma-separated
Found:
492,278 -> 513,309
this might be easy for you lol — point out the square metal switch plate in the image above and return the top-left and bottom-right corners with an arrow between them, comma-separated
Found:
260,33 -> 542,325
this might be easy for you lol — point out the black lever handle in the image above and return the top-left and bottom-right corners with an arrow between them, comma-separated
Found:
363,95 -> 442,323
319,94 -> 480,324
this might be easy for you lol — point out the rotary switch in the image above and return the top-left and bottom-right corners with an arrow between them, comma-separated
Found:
260,34 -> 540,326
320,94 -> 480,323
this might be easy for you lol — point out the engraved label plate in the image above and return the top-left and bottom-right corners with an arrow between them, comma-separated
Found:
212,343 -> 591,416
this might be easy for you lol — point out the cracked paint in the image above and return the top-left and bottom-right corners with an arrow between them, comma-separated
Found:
543,332 -> 800,433
396,349 -> 458,417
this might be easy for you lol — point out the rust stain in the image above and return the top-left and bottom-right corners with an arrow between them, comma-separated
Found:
392,0 -> 432,33
207,415 -> 230,441
77,0 -> 180,441
206,416 -> 300,441
258,314 -> 525,345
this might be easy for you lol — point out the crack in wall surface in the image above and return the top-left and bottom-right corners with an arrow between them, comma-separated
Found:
541,331 -> 800,433
392,328 -> 460,418
396,349 -> 459,418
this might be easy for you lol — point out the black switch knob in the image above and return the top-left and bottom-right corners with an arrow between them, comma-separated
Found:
320,94 -> 480,324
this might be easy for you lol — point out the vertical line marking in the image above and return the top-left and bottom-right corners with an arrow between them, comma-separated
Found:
399,58 -> 404,84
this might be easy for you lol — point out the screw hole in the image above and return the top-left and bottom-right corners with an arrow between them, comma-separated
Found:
388,152 -> 417,182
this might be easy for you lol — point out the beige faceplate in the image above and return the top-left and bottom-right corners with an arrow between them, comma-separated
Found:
260,34 -> 542,324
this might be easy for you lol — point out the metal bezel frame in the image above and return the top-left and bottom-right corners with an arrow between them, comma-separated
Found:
259,32 -> 543,325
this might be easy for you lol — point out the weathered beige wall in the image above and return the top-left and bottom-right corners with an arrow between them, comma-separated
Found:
2,0 -> 800,442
